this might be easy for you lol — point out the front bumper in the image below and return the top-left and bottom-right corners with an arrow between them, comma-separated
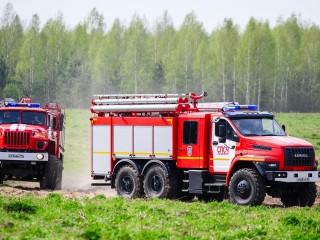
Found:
0,152 -> 48,161
265,171 -> 320,182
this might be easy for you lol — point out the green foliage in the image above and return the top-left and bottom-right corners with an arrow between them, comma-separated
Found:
0,4 -> 320,112
3,83 -> 21,99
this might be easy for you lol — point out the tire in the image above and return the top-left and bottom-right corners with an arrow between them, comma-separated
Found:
229,168 -> 266,206
115,165 -> 143,198
281,183 -> 317,207
281,194 -> 299,207
143,165 -> 178,199
40,155 -> 63,190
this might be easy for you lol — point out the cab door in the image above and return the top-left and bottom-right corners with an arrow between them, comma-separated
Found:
211,118 -> 238,173
177,118 -> 201,168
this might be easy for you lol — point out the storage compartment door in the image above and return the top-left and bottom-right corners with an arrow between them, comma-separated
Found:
154,126 -> 172,159
92,125 -> 110,176
134,126 -> 152,157
113,126 -> 132,158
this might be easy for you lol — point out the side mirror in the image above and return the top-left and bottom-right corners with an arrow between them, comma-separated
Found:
218,124 -> 226,137
52,115 -> 64,131
232,134 -> 240,143
282,124 -> 286,132
59,114 -> 64,130
218,123 -> 227,143
52,116 -> 57,130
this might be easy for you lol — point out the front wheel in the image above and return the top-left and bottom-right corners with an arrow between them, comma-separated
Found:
0,175 -> 4,184
229,168 -> 266,206
40,155 -> 63,190
115,165 -> 143,198
281,183 -> 317,207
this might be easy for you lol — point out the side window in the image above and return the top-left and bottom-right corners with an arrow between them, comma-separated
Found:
183,121 -> 198,144
226,122 -> 234,140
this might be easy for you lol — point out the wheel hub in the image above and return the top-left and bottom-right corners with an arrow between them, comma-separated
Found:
151,175 -> 162,193
122,176 -> 133,193
237,180 -> 251,198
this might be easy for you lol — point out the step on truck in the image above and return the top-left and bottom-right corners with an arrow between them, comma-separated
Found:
90,92 -> 319,206
0,97 -> 65,189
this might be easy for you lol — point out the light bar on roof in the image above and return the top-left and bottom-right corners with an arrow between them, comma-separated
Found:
5,101 -> 40,108
223,104 -> 258,111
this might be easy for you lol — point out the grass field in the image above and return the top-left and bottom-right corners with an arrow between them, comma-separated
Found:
1,110 -> 320,239
1,193 -> 320,239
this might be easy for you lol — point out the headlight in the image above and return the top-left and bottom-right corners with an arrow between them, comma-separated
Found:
37,154 -> 44,160
33,132 -> 48,139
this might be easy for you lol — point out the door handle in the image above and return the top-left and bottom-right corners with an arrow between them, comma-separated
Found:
212,141 -> 218,145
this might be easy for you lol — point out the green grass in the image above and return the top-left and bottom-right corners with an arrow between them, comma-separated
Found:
64,109 -> 91,174
1,193 -> 320,239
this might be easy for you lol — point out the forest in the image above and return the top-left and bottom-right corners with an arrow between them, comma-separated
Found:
0,3 -> 320,112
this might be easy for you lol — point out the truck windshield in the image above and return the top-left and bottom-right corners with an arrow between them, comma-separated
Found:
0,111 -> 20,124
231,118 -> 286,136
22,112 -> 46,126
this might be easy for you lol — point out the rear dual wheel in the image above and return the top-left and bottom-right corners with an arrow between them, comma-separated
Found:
143,165 -> 178,199
115,165 -> 143,198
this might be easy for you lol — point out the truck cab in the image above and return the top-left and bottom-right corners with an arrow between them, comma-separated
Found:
209,106 -> 318,206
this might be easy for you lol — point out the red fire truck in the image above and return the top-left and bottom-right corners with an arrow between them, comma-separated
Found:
90,92 -> 319,206
0,97 -> 65,189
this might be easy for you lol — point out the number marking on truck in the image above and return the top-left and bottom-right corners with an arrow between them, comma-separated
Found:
297,177 -> 310,182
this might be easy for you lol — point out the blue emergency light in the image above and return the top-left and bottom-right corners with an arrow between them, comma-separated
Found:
5,101 -> 40,108
5,102 -> 18,107
223,104 -> 258,112
27,103 -> 41,108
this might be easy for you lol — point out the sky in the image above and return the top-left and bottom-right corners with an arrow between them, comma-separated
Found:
0,0 -> 320,32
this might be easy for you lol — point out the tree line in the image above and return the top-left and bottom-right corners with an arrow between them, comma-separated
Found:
0,3 -> 320,112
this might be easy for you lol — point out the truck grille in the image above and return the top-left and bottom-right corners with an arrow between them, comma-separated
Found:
4,132 -> 31,147
284,147 -> 315,166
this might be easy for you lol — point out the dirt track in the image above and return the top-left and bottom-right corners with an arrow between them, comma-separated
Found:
1,181 -> 319,207
0,180 -> 117,199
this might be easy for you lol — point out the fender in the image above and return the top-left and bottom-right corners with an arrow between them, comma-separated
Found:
141,159 -> 179,177
226,155 -> 266,186
111,159 -> 145,188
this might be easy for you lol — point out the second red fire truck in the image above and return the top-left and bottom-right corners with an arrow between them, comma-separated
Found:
90,92 -> 319,206
0,97 -> 65,189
